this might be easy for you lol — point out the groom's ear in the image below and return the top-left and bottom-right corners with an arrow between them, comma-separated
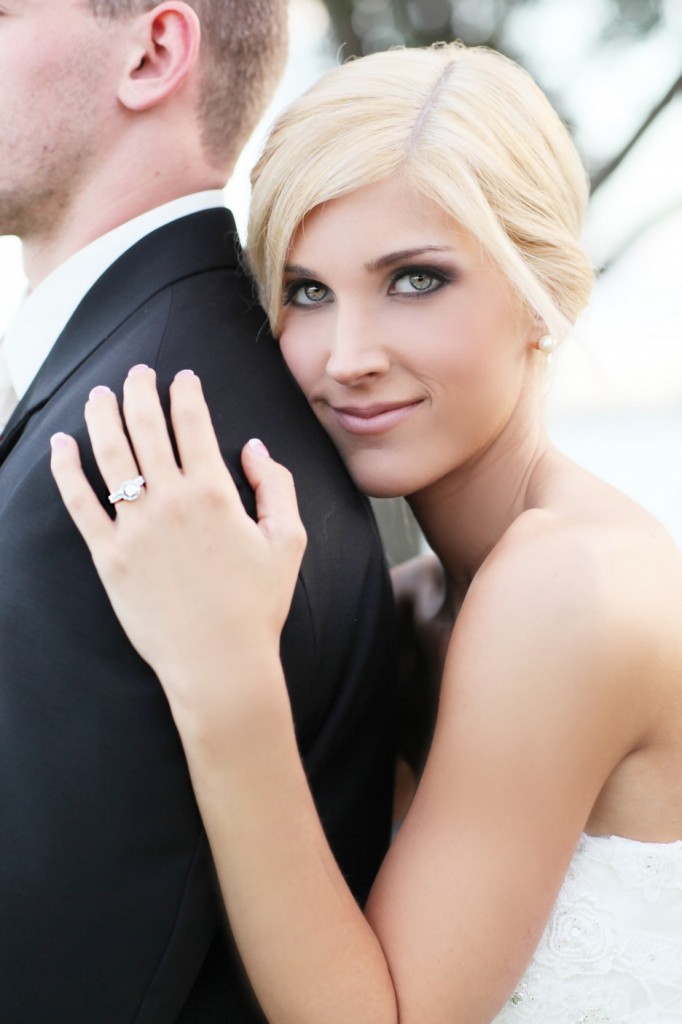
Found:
117,2 -> 201,112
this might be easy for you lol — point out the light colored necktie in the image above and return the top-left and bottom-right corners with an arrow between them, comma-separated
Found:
0,340 -> 18,435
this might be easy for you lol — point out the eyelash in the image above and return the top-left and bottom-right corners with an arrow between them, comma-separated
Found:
283,279 -> 328,307
283,264 -> 455,308
388,265 -> 453,296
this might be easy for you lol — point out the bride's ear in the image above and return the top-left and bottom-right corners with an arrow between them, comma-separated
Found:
117,2 -> 200,112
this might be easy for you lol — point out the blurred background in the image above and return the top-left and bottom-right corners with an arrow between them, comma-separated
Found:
1,0 -> 680,556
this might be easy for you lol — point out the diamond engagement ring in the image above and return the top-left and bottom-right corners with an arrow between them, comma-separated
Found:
108,475 -> 146,504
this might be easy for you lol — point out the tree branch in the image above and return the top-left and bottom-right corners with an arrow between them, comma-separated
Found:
600,198 -> 682,272
590,71 -> 682,194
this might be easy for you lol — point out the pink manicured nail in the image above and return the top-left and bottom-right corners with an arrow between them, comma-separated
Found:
174,369 -> 196,380
128,364 -> 150,375
247,438 -> 269,457
50,432 -> 72,450
89,385 -> 112,400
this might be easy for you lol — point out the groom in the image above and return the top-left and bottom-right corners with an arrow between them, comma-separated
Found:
0,2 -> 395,1021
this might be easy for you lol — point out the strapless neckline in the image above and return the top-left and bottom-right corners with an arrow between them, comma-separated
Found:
492,831 -> 682,1022
583,832 -> 682,847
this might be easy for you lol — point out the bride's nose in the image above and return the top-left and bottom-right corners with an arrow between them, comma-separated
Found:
325,312 -> 390,385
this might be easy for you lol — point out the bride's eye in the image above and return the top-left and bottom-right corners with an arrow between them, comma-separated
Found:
389,268 -> 449,296
285,281 -> 330,307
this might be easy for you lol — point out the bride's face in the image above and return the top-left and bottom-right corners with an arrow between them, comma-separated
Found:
279,176 -> 538,499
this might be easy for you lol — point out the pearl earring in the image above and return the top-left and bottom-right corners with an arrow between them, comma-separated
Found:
537,335 -> 556,355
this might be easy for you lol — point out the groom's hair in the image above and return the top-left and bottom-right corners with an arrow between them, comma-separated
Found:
83,0 -> 288,169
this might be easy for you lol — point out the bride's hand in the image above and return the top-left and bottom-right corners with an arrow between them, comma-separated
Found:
49,365 -> 306,728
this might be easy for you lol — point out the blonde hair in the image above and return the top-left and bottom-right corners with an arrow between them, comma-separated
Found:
247,43 -> 593,342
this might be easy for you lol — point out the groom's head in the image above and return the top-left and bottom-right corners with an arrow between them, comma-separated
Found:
0,0 -> 288,251
81,0 -> 289,170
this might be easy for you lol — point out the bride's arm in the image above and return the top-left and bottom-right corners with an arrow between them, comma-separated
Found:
50,367 -> 650,1024
51,366 -> 397,1024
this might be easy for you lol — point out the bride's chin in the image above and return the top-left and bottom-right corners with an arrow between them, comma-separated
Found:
364,485 -> 406,500
344,464 -> 413,501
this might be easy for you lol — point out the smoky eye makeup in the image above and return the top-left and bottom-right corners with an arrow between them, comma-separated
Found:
388,264 -> 456,297
283,278 -> 331,307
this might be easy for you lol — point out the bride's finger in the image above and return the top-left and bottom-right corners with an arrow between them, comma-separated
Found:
121,366 -> 178,483
170,371 -> 236,483
84,386 -> 143,505
50,433 -> 115,549
241,439 -> 307,555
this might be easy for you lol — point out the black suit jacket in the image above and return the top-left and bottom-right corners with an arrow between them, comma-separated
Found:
0,210 -> 395,1023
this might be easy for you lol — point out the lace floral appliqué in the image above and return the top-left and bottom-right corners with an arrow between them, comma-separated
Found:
493,834 -> 682,1023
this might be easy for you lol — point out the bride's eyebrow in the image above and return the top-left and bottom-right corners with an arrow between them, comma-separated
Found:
283,246 -> 456,280
283,264 -> 317,277
367,246 -> 456,271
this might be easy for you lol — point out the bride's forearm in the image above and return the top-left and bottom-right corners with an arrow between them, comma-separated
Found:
48,376 -> 396,1022
169,651 -> 398,1024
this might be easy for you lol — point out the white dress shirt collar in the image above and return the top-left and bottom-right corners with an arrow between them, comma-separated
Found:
4,190 -> 227,401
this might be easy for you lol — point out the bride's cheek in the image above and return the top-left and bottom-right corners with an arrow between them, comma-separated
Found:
279,328 -> 318,392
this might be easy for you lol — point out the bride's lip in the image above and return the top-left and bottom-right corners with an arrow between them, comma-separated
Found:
328,400 -> 424,436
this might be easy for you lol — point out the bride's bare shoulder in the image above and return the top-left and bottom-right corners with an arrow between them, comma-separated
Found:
466,471 -> 682,687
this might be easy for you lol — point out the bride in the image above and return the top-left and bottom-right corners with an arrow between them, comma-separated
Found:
50,43 -> 682,1023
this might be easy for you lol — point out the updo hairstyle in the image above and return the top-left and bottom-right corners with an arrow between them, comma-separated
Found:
247,42 -> 594,344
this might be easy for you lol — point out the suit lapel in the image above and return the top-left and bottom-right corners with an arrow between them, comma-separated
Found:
0,209 -> 240,463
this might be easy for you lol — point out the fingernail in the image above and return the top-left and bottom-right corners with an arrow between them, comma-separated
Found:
89,385 -> 112,400
174,369 -> 196,380
247,438 -> 269,457
50,432 -> 72,450
128,363 -> 151,375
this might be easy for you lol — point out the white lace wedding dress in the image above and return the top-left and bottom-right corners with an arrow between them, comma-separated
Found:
492,833 -> 682,1023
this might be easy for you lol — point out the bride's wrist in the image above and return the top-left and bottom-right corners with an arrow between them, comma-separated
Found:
159,648 -> 294,755
181,684 -> 299,805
